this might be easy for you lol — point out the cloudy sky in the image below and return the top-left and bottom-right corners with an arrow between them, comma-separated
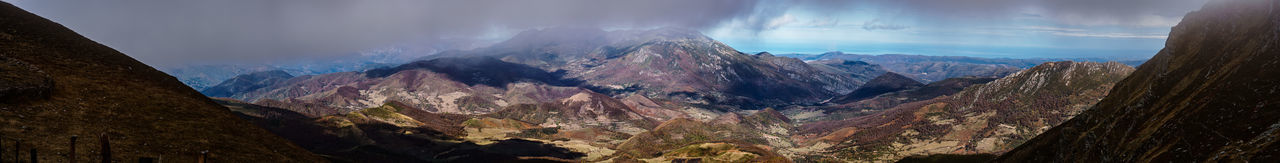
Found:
5,0 -> 1209,67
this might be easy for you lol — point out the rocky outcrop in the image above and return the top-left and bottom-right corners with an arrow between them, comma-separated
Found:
999,0 -> 1280,162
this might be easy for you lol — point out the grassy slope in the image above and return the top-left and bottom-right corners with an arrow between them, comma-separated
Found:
0,2 -> 322,162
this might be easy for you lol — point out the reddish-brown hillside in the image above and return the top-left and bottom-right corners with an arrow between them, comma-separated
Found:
795,61 -> 1133,162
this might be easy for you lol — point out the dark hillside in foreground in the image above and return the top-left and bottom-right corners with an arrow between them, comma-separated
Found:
999,0 -> 1280,161
0,2 -> 322,162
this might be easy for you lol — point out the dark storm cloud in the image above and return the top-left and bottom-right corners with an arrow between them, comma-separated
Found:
4,0 -> 765,66
1036,0 -> 1211,26
819,0 -> 1209,26
3,0 -> 1209,66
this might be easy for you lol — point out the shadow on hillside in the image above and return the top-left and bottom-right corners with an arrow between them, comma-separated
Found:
364,56 -> 640,96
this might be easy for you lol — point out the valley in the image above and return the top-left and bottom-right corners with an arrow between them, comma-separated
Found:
193,27 -> 1142,162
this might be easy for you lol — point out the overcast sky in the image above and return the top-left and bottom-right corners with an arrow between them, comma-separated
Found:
4,0 -> 1210,67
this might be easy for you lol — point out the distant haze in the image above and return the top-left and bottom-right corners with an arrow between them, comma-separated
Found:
5,0 -> 1208,67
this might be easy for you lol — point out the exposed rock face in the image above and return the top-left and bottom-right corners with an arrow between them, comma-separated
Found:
0,2 -> 323,162
830,72 -> 925,104
999,0 -> 1280,162
201,70 -> 293,97
795,61 -> 1134,162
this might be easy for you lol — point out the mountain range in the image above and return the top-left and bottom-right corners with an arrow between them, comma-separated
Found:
5,0 -> 1279,162
779,52 -> 1146,83
194,26 -> 1146,162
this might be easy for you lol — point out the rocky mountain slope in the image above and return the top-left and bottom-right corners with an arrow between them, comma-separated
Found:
794,61 -> 1134,162
999,0 -> 1280,162
0,2 -> 322,162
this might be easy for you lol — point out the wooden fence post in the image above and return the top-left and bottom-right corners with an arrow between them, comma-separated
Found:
197,150 -> 207,163
99,134 -> 109,163
16,139 -> 21,163
29,148 -> 36,163
70,135 -> 77,163
0,134 -> 5,163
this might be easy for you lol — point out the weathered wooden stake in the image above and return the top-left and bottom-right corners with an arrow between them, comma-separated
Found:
0,135 -> 5,163
197,150 -> 208,163
99,134 -> 109,163
16,139 -> 21,163
70,136 -> 78,163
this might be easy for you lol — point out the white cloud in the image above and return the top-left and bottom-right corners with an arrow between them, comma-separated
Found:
862,18 -> 908,31
1015,26 -> 1087,32
803,17 -> 840,27
1050,32 -> 1167,39
765,14 -> 799,30
1052,13 -> 1185,27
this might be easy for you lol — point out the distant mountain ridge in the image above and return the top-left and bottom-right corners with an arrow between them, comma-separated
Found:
779,52 -> 1146,82
200,70 -> 293,97
161,40 -> 489,91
